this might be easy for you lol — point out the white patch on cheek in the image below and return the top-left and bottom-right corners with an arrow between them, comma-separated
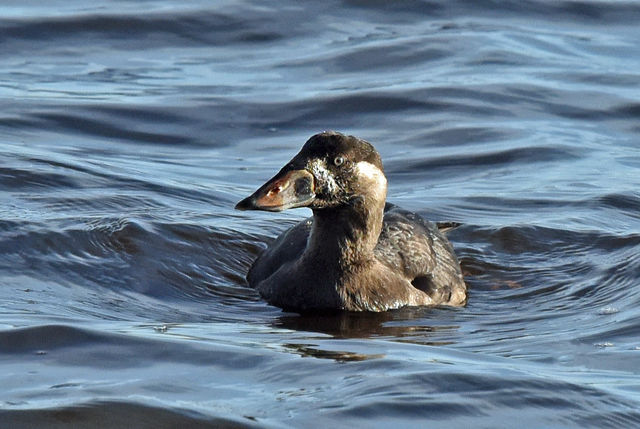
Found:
309,159 -> 338,194
355,161 -> 387,200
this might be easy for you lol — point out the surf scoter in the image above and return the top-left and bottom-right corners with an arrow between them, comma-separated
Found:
236,131 -> 466,312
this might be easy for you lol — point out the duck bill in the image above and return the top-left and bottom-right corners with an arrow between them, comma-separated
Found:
235,169 -> 315,212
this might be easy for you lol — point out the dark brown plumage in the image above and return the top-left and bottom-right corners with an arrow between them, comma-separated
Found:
236,131 -> 467,312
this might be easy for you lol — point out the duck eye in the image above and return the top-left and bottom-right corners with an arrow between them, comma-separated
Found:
333,156 -> 345,166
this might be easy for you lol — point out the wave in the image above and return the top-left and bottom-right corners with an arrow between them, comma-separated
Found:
0,401 -> 258,429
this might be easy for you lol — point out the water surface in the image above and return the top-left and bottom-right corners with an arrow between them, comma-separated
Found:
1,0 -> 640,427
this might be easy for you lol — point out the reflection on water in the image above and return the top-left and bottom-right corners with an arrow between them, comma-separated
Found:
282,343 -> 384,362
1,0 -> 640,427
274,308 -> 460,346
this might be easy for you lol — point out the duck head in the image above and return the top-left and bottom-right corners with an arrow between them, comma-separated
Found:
235,131 -> 387,212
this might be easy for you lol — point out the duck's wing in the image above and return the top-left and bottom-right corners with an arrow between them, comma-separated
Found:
375,203 -> 467,305
246,217 -> 312,287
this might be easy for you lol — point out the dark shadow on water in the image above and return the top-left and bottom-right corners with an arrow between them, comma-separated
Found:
0,401 -> 258,429
273,310 -> 395,338
281,342 -> 385,362
272,306 -> 462,344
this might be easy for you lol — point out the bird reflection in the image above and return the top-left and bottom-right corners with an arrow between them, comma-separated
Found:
271,307 -> 461,361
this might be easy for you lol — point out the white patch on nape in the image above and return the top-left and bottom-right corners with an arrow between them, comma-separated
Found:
355,161 -> 387,200
309,159 -> 338,193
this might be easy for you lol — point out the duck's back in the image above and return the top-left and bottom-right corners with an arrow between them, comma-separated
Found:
247,204 -> 466,307
375,204 -> 467,306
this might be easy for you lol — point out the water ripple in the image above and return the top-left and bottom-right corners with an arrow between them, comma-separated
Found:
1,0 -> 640,426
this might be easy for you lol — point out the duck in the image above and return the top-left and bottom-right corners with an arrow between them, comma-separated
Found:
235,131 -> 467,312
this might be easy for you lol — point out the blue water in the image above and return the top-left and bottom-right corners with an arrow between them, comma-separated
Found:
1,1 -> 640,427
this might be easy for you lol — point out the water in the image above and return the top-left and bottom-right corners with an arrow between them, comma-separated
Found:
1,0 -> 640,427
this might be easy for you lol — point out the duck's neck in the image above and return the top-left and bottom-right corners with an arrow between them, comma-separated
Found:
305,195 -> 385,270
